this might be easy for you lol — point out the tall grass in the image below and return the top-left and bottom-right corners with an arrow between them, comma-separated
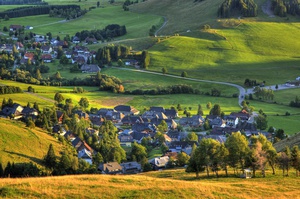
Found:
0,169 -> 299,199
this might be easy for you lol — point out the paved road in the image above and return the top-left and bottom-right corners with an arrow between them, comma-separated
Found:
155,16 -> 168,37
112,67 -> 300,107
112,67 -> 246,106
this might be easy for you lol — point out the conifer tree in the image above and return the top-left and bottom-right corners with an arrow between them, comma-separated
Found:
44,144 -> 57,169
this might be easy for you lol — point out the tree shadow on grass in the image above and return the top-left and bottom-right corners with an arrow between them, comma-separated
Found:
4,150 -> 43,165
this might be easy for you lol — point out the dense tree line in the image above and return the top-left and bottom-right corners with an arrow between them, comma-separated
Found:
49,7 -> 87,20
187,132 -> 300,178
0,51 -> 15,68
218,0 -> 258,18
75,24 -> 127,43
129,84 -> 196,95
271,0 -> 300,17
122,0 -> 141,11
95,45 -> 130,65
244,78 -> 258,87
0,5 -> 80,19
0,162 -> 40,178
289,96 -> 300,108
127,85 -> 221,97
0,86 -> 23,94
0,0 -> 46,5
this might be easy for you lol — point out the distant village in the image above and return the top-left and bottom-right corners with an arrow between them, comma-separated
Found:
1,24 -> 137,75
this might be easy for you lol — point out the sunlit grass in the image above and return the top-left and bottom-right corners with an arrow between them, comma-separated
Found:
0,119 -> 64,166
0,169 -> 299,199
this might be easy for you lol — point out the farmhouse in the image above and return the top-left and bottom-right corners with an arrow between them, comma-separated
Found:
98,162 -> 123,174
114,105 -> 140,116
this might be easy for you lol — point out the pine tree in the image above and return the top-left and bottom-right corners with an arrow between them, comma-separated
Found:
44,144 -> 57,169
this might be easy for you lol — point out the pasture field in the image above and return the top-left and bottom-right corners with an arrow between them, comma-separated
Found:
147,22 -> 300,85
0,118 -> 64,166
0,5 -> 162,40
271,88 -> 300,105
129,0 -> 300,34
0,169 -> 300,199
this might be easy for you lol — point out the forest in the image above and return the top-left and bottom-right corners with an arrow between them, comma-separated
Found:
0,5 -> 81,18
0,0 -> 45,5
218,0 -> 258,18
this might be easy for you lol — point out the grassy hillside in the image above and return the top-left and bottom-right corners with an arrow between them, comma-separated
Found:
0,169 -> 300,198
0,4 -> 162,40
129,0 -> 300,34
274,132 -> 300,152
0,118 -> 64,166
147,23 -> 300,85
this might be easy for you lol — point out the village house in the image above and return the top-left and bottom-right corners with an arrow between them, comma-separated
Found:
120,162 -> 142,174
167,129 -> 181,141
41,45 -> 53,54
114,105 -> 140,116
1,103 -> 24,119
78,148 -> 93,164
72,36 -> 81,44
168,141 -> 198,155
21,107 -> 38,120
98,162 -> 123,174
84,37 -> 98,44
121,115 -> 147,126
41,54 -> 52,63
149,156 -> 169,170
179,115 -> 205,128
118,134 -> 133,147
72,56 -> 86,65
150,117 -> 177,130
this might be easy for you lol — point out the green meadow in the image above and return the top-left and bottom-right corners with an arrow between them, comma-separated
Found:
147,22 -> 300,85
0,5 -> 162,40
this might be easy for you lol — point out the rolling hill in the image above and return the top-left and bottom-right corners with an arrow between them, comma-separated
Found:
0,169 -> 300,198
0,118 -> 64,167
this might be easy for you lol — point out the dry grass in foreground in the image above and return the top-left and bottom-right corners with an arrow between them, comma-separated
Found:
0,169 -> 300,199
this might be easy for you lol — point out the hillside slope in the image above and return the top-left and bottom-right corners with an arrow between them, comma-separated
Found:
0,170 -> 300,198
274,132 -> 300,152
129,0 -> 300,34
0,118 -> 64,166
129,0 -> 223,34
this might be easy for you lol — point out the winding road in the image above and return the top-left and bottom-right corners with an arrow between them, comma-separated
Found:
112,67 -> 246,106
155,16 -> 168,37
112,67 -> 300,107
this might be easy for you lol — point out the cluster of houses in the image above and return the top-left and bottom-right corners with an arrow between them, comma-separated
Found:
1,25 -> 104,73
52,104 -> 271,173
0,102 -> 270,174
